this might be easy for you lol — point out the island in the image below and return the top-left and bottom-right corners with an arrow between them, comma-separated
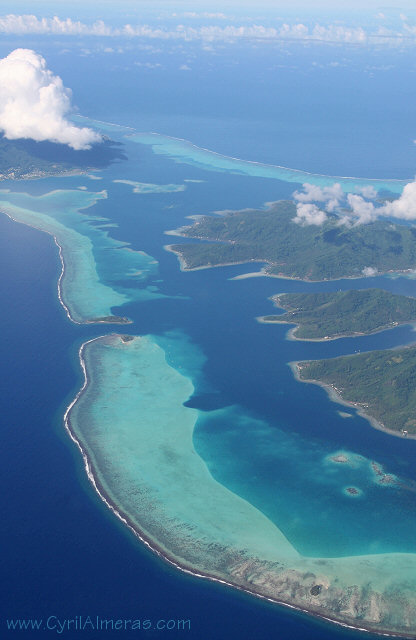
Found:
0,136 -> 126,180
166,200 -> 416,280
293,345 -> 416,436
259,289 -> 416,340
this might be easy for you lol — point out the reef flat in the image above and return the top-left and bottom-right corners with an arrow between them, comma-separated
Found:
260,289 -> 416,340
128,132 -> 406,194
294,345 -> 416,436
165,201 -> 416,281
113,179 -> 186,194
66,334 -> 416,636
0,188 -> 162,323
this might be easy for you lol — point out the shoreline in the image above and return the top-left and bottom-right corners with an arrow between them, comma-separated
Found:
164,229 -> 416,283
164,242 -> 269,273
64,335 -> 416,637
290,361 -> 416,441
0,207 -> 131,326
0,167 -> 91,182
257,316 -> 413,342
164,243 -> 263,273
165,243 -> 416,284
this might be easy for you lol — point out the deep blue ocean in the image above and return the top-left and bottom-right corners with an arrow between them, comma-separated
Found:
1,37 -> 416,639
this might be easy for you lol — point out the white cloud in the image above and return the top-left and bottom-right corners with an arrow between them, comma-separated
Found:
134,61 -> 162,68
292,180 -> 416,226
382,181 -> 416,220
0,49 -> 101,149
346,183 -> 416,224
0,14 -> 414,47
0,14 -> 112,36
362,266 -> 378,276
294,182 -> 344,212
179,64 -> 191,70
183,12 -> 228,20
346,193 -> 377,224
293,203 -> 328,226
358,185 -> 377,199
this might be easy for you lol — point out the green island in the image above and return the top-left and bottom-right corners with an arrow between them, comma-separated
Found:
0,136 -> 125,180
295,345 -> 416,436
260,289 -> 416,340
166,200 -> 416,280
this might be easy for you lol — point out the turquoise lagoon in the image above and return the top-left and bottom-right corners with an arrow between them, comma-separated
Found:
67,334 -> 416,635
127,132 -> 408,195
76,116 -> 409,194
0,187 -> 162,323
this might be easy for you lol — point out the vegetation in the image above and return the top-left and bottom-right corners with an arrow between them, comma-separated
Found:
297,346 -> 416,433
169,200 -> 416,280
262,289 -> 416,339
0,136 -> 126,180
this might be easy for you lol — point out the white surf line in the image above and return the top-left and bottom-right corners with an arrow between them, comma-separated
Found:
128,131 -> 411,186
54,236 -> 81,324
0,206 -> 82,324
74,114 -> 410,186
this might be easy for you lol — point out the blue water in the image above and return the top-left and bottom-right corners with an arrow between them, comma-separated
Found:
2,38 -> 416,639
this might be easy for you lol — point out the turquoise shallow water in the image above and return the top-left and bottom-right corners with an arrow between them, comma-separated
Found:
69,334 -> 297,564
127,132 -> 407,195
0,187 -> 163,322
67,333 -> 416,634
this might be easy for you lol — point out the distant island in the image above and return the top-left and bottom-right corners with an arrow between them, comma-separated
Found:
260,289 -> 416,340
166,200 -> 416,280
294,345 -> 416,436
0,136 -> 126,180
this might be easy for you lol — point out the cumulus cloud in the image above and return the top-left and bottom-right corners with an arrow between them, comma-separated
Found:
346,183 -> 416,224
358,185 -> 377,199
0,14 -> 112,36
0,49 -> 101,149
293,203 -> 328,226
382,181 -> 416,220
0,14 -> 413,47
346,193 -> 378,224
294,182 -> 344,212
293,180 -> 416,226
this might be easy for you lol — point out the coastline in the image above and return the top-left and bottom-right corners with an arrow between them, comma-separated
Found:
257,316 -> 412,343
164,242 -> 269,273
164,229 -> 416,283
64,335 -> 416,637
290,361 -> 416,441
164,244 -> 265,273
0,206 -> 131,326
0,167 -> 92,182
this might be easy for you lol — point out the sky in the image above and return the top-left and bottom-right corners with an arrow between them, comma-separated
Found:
1,0 -> 416,224
2,0 -> 416,20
